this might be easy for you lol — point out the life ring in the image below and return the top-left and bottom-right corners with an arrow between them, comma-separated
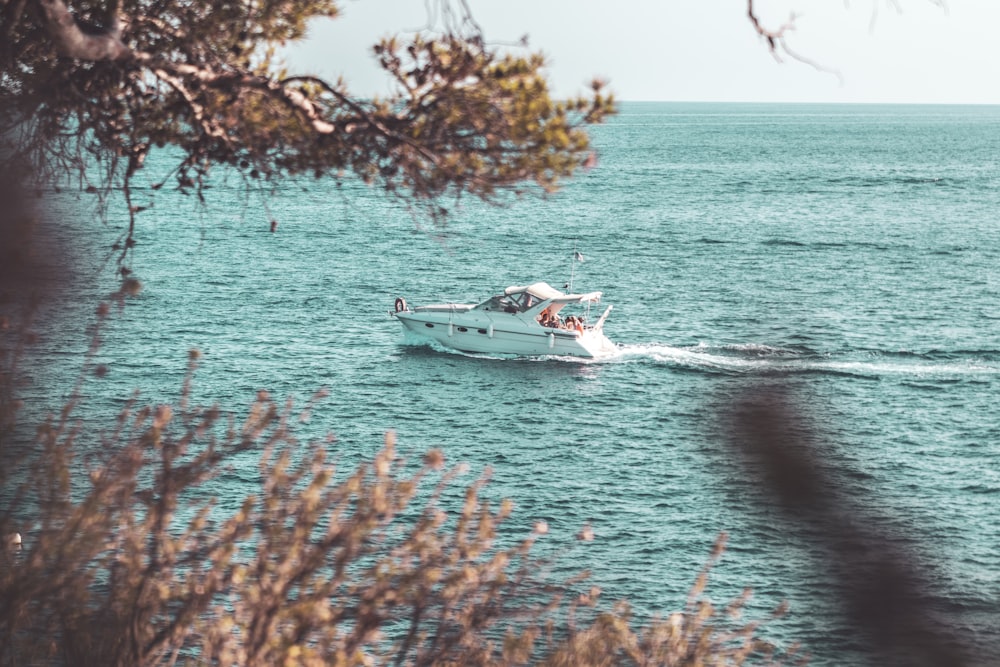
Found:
394,297 -> 407,313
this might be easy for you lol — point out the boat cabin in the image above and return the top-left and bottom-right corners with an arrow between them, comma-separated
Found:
474,282 -> 602,319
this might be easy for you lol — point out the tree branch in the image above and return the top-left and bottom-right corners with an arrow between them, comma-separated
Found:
746,0 -> 842,81
280,74 -> 444,165
11,0 -> 613,230
746,0 -> 795,59
135,56 -> 337,135
150,66 -> 229,141
38,0 -> 130,60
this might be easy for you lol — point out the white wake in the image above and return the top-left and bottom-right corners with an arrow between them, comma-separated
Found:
599,342 -> 1000,378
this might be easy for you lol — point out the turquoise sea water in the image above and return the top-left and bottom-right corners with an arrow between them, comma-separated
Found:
22,102 -> 1000,663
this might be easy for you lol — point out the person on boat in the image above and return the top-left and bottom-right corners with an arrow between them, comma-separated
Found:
538,307 -> 556,328
564,315 -> 584,333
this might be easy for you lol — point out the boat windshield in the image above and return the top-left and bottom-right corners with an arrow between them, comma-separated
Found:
475,291 -> 538,313
474,295 -> 518,313
508,291 -> 536,311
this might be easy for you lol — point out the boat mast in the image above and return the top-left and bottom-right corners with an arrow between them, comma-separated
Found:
568,242 -> 579,293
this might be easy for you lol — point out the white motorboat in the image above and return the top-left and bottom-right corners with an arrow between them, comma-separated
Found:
391,282 -> 615,358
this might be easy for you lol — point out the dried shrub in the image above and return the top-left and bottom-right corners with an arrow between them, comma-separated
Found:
0,354 -> 799,666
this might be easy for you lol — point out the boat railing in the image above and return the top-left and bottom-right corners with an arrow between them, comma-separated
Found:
591,305 -> 613,333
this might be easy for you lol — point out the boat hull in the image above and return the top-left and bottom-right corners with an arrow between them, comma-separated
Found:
394,310 -> 614,358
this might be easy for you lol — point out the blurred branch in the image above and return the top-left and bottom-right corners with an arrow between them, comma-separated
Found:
723,382 -> 972,666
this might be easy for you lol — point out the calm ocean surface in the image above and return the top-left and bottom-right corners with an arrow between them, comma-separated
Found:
24,102 -> 1000,663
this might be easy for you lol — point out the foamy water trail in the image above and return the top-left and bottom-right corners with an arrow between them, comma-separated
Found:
603,342 -> 1000,378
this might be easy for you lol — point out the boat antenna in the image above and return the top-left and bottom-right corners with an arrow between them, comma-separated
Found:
567,242 -> 584,293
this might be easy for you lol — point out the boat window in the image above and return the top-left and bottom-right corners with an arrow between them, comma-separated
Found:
475,296 -> 518,313
508,292 -> 536,312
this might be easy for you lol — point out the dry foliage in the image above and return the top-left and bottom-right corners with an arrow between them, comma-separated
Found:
0,345 -> 800,666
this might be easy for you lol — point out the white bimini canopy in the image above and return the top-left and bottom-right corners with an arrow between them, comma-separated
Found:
503,282 -> 602,304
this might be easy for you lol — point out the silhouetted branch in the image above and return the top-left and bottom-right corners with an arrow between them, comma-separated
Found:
722,382 -> 973,666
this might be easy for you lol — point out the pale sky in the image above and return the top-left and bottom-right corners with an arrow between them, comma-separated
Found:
284,1 -> 1000,104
